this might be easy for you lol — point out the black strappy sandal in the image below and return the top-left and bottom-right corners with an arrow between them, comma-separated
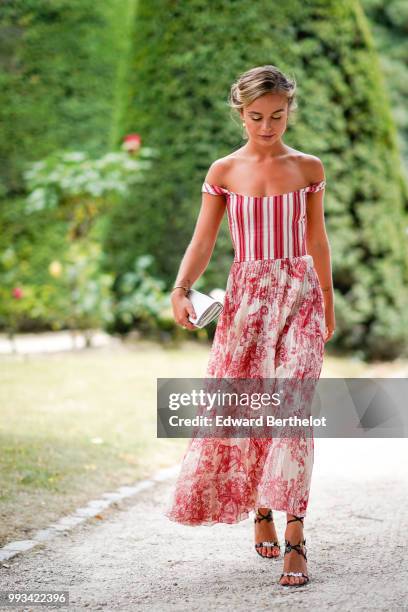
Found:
279,516 -> 310,587
254,508 -> 281,559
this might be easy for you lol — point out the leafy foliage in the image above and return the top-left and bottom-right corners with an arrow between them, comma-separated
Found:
361,0 -> 408,167
0,0 -> 127,197
110,254 -> 172,334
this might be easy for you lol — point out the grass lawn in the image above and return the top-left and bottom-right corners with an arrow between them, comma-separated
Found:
0,338 -> 404,547
0,339 -> 210,547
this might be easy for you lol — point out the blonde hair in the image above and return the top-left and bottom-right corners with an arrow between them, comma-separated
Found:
228,65 -> 298,138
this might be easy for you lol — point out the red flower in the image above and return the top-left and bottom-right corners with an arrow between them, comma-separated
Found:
122,133 -> 141,153
12,286 -> 23,299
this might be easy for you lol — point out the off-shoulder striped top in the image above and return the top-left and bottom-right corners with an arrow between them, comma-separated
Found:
201,180 -> 326,262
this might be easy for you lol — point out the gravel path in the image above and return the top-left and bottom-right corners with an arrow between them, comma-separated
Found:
1,439 -> 407,611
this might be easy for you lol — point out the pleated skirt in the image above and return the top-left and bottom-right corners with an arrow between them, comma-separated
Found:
164,254 -> 325,525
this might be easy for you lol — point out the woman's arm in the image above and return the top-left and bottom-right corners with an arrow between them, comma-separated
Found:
304,157 -> 336,342
172,161 -> 227,330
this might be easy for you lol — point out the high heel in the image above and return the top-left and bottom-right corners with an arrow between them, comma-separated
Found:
278,516 -> 310,587
254,508 -> 281,559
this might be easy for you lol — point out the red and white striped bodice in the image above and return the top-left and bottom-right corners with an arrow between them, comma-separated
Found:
201,180 -> 326,262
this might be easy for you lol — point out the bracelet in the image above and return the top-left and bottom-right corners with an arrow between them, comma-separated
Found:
171,285 -> 189,294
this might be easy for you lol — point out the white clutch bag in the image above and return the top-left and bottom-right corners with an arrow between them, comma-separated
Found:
186,288 -> 224,328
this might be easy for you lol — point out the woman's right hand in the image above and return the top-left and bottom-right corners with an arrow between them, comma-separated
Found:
171,289 -> 197,330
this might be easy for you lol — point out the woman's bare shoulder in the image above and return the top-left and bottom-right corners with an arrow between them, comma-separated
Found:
294,151 -> 325,183
204,155 -> 236,187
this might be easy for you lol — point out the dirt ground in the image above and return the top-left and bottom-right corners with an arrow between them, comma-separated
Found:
1,439 -> 407,611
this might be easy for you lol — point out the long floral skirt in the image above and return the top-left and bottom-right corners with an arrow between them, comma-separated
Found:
164,254 -> 326,525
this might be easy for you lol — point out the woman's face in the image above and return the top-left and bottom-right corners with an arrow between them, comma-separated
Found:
240,92 -> 289,145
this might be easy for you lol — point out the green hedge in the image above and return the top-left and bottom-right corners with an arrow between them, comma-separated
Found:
361,0 -> 408,168
0,0 -> 127,197
0,0 -> 131,330
104,0 -> 408,359
0,197 -> 70,331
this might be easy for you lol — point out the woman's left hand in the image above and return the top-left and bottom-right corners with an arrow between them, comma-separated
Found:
323,306 -> 336,342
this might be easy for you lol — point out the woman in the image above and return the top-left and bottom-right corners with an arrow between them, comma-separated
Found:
164,65 -> 335,587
